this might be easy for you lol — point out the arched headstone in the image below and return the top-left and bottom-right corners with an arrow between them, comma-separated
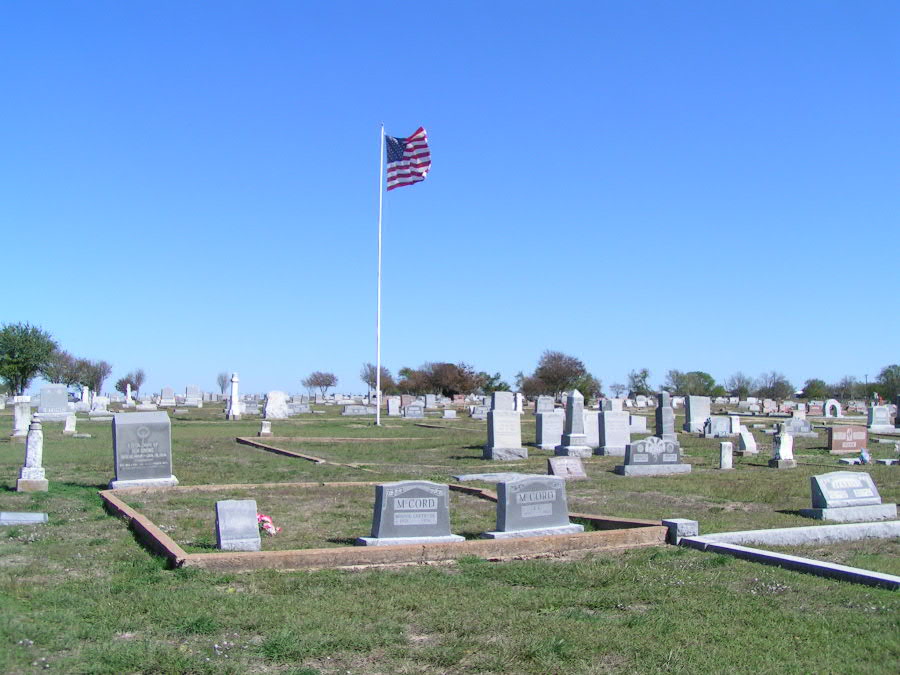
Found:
823,399 -> 842,418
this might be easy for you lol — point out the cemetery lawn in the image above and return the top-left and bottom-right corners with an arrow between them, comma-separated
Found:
1,407 -> 898,674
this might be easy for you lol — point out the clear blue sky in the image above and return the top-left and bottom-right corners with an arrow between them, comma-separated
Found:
3,2 -> 898,396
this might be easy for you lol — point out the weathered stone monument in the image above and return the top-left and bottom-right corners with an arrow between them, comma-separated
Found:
342,404 -> 376,416
780,417 -> 817,438
823,399 -> 842,418
491,391 -> 515,411
63,413 -> 77,436
158,387 -> 176,407
547,456 -> 587,480
719,441 -> 733,470
827,426 -> 867,455
602,398 -> 625,412
555,390 -> 593,457
485,404 -> 527,460
17,416 -> 48,492
799,472 -> 897,522
184,385 -> 203,408
535,410 -> 564,450
215,499 -> 261,551
11,398 -> 31,442
703,416 -> 732,438
683,396 -> 711,433
37,385 -> 70,422
737,427 -> 758,456
598,409 -> 630,456
482,475 -> 583,538
615,436 -> 691,476
387,396 -> 401,417
356,481 -> 464,546
867,405 -> 894,433
403,402 -> 425,419
263,391 -> 290,419
110,411 -> 178,489
655,392 -> 676,442
258,420 -> 273,437
125,383 -> 135,408
769,432 -> 796,469
583,410 -> 600,449
226,373 -> 242,421
629,414 -> 648,434
442,409 -> 457,419
535,396 -> 555,414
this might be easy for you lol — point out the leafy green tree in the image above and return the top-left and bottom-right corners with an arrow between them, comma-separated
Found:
533,350 -> 592,398
801,378 -> 829,400
81,360 -> 112,394
664,370 -> 716,396
876,364 -> 900,400
627,368 -> 652,396
0,322 -> 58,395
477,371 -> 510,394
115,369 -> 146,395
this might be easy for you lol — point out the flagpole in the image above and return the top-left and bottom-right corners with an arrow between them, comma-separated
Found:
375,123 -> 385,427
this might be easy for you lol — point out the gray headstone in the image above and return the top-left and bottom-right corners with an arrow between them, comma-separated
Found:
655,393 -> 676,442
535,396 -> 555,414
215,499 -> 261,551
483,475 -> 583,538
555,390 -> 592,457
342,404 -> 375,416
704,416 -> 732,438
809,471 -> 882,508
485,410 -> 527,460
38,385 -> 69,414
547,456 -> 587,480
868,405 -> 893,432
599,410 -> 631,456
491,391 -> 515,411
356,481 -> 464,546
615,436 -> 691,476
110,412 -> 178,489
535,411 -> 564,450
683,396 -> 711,433
738,427 -> 758,455
719,441 -> 733,470
403,403 -> 425,419
583,410 -> 600,449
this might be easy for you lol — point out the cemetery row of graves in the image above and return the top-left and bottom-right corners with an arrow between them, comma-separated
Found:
2,386 -> 899,673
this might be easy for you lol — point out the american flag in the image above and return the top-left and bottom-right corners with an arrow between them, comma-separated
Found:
385,127 -> 431,191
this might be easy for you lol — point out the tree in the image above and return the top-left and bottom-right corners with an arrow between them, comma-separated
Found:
302,371 -> 337,397
360,363 -> 395,393
830,376 -> 858,400
0,322 -> 58,395
477,371 -> 510,394
801,378 -> 829,400
217,372 -> 229,395
876,364 -> 900,400
664,370 -> 717,396
421,362 -> 481,397
572,373 -> 602,399
725,372 -> 754,399
533,350 -> 589,397
115,369 -> 146,395
754,371 -> 794,400
519,375 -> 547,399
42,349 -> 76,385
610,383 -> 626,397
81,360 -> 112,394
627,368 -> 652,396
397,367 -> 430,395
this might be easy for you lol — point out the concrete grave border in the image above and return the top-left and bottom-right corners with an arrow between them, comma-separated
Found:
100,481 -> 667,572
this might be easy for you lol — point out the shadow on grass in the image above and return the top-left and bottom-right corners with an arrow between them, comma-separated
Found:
326,537 -> 358,546
60,480 -> 109,491
450,454 -> 485,460
775,509 -> 807,517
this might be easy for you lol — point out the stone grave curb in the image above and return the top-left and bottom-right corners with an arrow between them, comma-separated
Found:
235,437 -> 379,473
99,481 -> 667,572
681,536 -> 900,590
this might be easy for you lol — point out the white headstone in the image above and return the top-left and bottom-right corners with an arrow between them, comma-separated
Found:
17,415 -> 48,491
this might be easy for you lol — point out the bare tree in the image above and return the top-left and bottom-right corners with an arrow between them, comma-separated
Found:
217,372 -> 229,395
725,372 -> 754,398
754,371 -> 794,400
302,371 -> 338,397
81,360 -> 113,394
627,368 -> 652,396
610,383 -> 626,397
115,369 -> 146,395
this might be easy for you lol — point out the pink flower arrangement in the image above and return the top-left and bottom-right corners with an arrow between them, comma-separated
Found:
257,513 -> 281,536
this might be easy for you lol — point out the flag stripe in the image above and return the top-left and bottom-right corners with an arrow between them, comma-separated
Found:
385,127 -> 430,191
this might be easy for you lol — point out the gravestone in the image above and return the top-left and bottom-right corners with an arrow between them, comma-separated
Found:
615,436 -> 691,476
807,403 -> 824,416
535,410 -> 565,450
827,426 -> 867,455
263,391 -> 290,419
470,405 -> 489,420
655,392 -> 676,442
59,414 -> 76,437
387,397 -> 401,417
683,396 -> 711,433
823,399 -> 842,418
184,385 -> 203,408
762,399 -> 777,414
583,410 -> 600,449
11,399 -> 31,442
629,415 -> 648,434
514,392 -> 526,414
258,420 -> 273,437
403,403 -> 425,419
158,387 -> 176,407
227,373 -> 242,420
719,441 -> 733,470
342,404 -> 375,416
799,472 -> 897,522
485,409 -> 527,460
125,383 -> 135,408
17,416 -> 48,492
598,410 -> 630,456
442,409 -> 457,419
400,394 -> 415,408
737,427 -> 758,456
703,416 -> 732,438
482,476 -> 583,538
547,456 -> 587,480
535,396 -> 555,414
780,417 -> 817,438
867,406 -> 893,433
555,390 -> 592,457
769,433 -> 796,469
215,499 -> 261,551
37,385 -> 70,422
602,398 -> 625,412
356,481 -> 464,546
110,412 -> 178,489
491,391 -> 515,411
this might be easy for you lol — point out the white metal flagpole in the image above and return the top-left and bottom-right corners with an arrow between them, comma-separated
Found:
375,123 -> 385,426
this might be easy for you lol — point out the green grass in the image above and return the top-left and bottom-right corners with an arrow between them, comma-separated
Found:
1,406 -> 898,673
